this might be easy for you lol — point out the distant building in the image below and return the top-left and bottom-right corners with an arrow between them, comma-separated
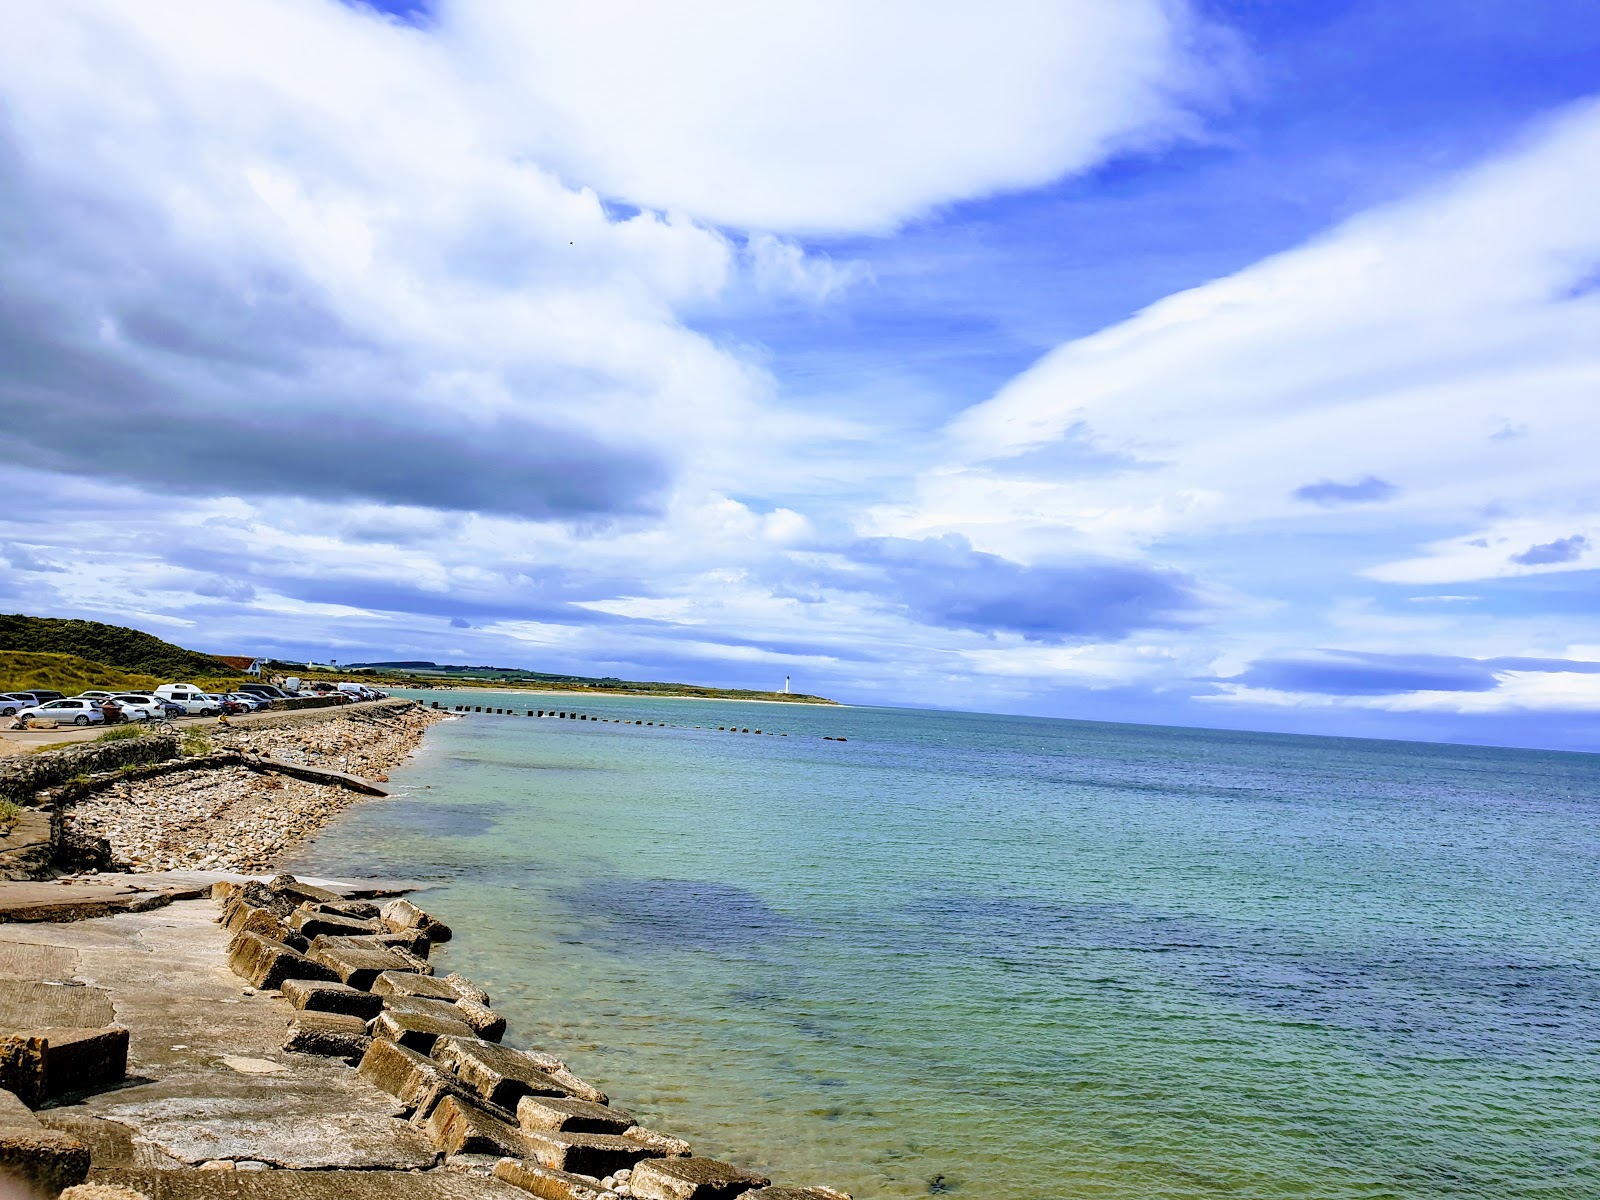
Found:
216,655 -> 263,676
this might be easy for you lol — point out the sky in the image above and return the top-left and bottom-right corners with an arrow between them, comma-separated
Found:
2,0 -> 1598,751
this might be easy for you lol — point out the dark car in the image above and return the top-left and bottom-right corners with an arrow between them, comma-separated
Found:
23,689 -> 64,705
237,683 -> 288,700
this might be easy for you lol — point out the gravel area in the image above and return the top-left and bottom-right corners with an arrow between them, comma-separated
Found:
62,703 -> 447,873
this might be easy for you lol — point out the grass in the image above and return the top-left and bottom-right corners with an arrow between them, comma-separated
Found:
0,651 -> 162,696
0,798 -> 21,825
181,729 -> 211,756
96,725 -> 150,742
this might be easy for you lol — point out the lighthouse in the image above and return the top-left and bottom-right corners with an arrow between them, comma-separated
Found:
784,675 -> 791,694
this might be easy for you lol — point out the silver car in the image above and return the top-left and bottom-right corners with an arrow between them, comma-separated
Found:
0,694 -> 36,716
19,698 -> 107,726
111,694 -> 166,721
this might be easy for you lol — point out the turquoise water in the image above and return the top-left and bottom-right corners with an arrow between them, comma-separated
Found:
289,694 -> 1600,1199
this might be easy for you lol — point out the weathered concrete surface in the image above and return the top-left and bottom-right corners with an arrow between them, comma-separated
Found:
515,1128 -> 664,1178
372,1008 -> 476,1054
0,809 -> 55,881
0,900 -> 445,1169
744,1189 -> 852,1200
432,1039 -> 580,1112
381,899 -> 452,943
280,980 -> 384,1020
281,1011 -> 369,1062
515,1095 -> 632,1135
371,971 -> 461,1002
356,1038 -> 468,1121
420,1095 -> 528,1158
628,1156 -> 771,1200
310,943 -> 428,990
0,880 -> 193,924
226,932 -> 337,990
89,1167 -> 526,1200
0,976 -> 116,1027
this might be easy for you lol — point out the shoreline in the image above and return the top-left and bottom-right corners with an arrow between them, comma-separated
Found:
395,687 -> 845,707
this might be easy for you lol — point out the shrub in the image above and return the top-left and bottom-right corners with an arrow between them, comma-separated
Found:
96,725 -> 147,742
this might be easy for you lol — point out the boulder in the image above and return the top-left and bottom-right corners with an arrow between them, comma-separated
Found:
267,874 -> 343,906
492,1158 -> 609,1200
60,1186 -> 153,1200
306,898 -> 381,921
621,1127 -> 693,1158
517,1128 -> 667,1178
443,973 -> 491,1006
381,898 -> 453,943
516,1095 -> 632,1135
453,998 -> 507,1042
288,909 -> 381,940
280,979 -> 385,1020
371,971 -> 462,1002
282,1011 -> 370,1062
357,1037 -> 469,1120
382,994 -> 474,1025
628,1157 -> 771,1200
309,942 -> 426,990
235,879 -> 297,919
0,1036 -> 45,1108
371,1008 -> 476,1054
0,1084 -> 91,1195
431,1038 -> 588,1111
420,1094 -> 528,1157
228,931 -> 338,990
20,1027 -> 129,1100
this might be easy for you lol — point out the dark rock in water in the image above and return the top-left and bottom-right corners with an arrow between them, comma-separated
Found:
281,979 -> 384,1020
628,1155 -> 772,1199
283,1011 -> 370,1063
515,1094 -> 632,1135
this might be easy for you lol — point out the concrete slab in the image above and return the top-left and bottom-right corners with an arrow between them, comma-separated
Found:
0,940 -> 79,980
628,1156 -> 771,1200
514,1095 -> 631,1135
0,882 -> 176,924
491,1159 -> 608,1200
0,978 -> 115,1028
89,1166 -> 528,1200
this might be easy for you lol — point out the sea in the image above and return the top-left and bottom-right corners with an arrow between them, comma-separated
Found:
287,692 -> 1600,1199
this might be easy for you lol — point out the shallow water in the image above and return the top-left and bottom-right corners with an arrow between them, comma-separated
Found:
289,694 -> 1600,1198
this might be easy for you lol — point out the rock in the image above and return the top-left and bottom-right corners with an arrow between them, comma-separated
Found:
517,1095 -> 634,1135
237,880 -> 298,919
381,898 -> 453,943
383,994 -> 475,1025
268,874 -> 343,906
518,1129 -> 668,1179
228,931 -> 339,989
372,971 -> 462,1002
493,1157 -> 610,1200
282,1011 -> 370,1062
619,1128 -> 692,1158
432,1037 -> 590,1111
628,1158 -> 771,1200
371,1007 -> 477,1054
0,1036 -> 45,1108
357,1037 -> 470,1120
308,898 -> 381,921
17,1026 -> 129,1100
454,998 -> 507,1042
288,909 -> 382,940
420,1094 -> 528,1157
308,942 -> 427,990
443,973 -> 491,1006
0,1084 -> 91,1195
280,979 -> 385,1020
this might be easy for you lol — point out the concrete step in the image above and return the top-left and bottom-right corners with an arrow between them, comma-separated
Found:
91,1166 -> 525,1200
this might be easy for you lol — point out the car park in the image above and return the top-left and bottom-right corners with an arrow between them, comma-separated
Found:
0,694 -> 36,716
153,684 -> 219,716
111,694 -> 166,721
20,698 -> 106,726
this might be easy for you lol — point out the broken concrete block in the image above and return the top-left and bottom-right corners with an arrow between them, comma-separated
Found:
268,874 -> 343,906
228,931 -> 338,989
431,1037 -> 583,1111
24,1027 -> 129,1100
381,897 -> 453,943
372,971 -> 462,1002
371,1007 -> 476,1054
383,993 -> 475,1025
492,1157 -> 609,1200
518,1128 -> 667,1178
443,972 -> 490,1006
0,1085 -> 91,1195
283,1011 -> 370,1062
516,1095 -> 632,1135
421,1094 -> 527,1157
629,1157 -> 772,1200
358,1036 -> 469,1119
0,1037 -> 46,1108
280,979 -> 384,1020
60,1184 -> 154,1200
288,908 -> 381,940
309,942 -> 426,990
454,998 -> 507,1042
622,1127 -> 693,1158
307,898 -> 381,921
235,879 -> 298,919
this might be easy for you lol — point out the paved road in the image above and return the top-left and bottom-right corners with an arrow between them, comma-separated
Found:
0,698 -> 406,755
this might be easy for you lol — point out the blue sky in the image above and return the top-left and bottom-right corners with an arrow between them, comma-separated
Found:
2,1 -> 1598,750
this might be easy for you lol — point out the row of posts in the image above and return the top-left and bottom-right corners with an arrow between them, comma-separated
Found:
425,700 -> 817,737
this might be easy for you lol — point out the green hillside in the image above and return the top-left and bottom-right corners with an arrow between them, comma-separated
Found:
0,651 -> 163,696
0,614 -> 241,680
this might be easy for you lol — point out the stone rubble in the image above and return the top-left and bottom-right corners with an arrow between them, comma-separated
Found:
60,702 -> 444,873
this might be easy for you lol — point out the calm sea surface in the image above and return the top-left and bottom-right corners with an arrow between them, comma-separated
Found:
288,693 -> 1600,1199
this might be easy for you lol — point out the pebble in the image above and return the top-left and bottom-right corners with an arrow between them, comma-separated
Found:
60,704 -> 443,873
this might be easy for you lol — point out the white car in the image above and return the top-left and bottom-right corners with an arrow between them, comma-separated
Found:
110,694 -> 166,721
225,692 -> 270,712
77,690 -> 117,702
0,694 -> 35,716
20,698 -> 106,726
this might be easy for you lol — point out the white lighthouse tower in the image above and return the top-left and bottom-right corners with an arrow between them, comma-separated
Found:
784,675 -> 791,694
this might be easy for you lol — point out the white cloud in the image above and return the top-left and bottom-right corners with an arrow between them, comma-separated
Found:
444,0 -> 1220,233
883,99 -> 1600,565
1207,672 -> 1600,715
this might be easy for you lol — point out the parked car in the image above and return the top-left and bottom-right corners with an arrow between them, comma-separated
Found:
20,689 -> 65,705
0,694 -> 37,716
77,690 -> 117,702
224,692 -> 270,712
153,684 -> 219,716
19,698 -> 106,726
110,694 -> 165,721
211,695 -> 249,715
237,683 -> 288,701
